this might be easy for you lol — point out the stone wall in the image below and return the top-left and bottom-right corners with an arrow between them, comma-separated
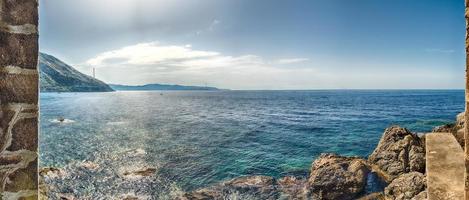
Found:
0,0 -> 39,199
466,0 -> 469,199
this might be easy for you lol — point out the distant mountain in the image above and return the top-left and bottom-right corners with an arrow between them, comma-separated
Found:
109,83 -> 220,91
39,53 -> 114,92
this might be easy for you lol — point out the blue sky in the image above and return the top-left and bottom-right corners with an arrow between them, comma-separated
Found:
39,0 -> 465,89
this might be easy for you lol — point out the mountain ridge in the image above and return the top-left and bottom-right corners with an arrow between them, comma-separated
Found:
109,83 -> 221,91
39,52 -> 114,92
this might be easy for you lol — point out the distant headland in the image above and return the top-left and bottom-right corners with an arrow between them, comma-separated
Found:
109,83 -> 221,91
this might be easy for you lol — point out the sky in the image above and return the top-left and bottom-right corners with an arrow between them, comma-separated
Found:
39,0 -> 465,90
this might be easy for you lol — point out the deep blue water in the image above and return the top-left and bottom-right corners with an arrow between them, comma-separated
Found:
39,90 -> 464,198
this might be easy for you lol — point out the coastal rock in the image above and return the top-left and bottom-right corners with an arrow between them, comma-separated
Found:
308,153 -> 370,200
368,126 -> 425,181
122,167 -> 157,178
182,176 -> 279,200
456,112 -> 465,129
432,124 -> 455,133
432,112 -> 465,149
78,161 -> 100,170
411,191 -> 427,200
384,172 -> 426,200
39,167 -> 67,179
357,192 -> 384,200
277,176 -> 308,199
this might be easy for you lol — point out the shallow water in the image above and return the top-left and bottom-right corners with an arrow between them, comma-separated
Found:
39,90 -> 464,199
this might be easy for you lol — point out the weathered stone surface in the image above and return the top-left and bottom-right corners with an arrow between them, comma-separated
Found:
411,191 -> 427,200
368,126 -> 425,181
0,0 -> 39,198
426,132 -> 464,200
0,0 -> 38,25
8,118 -> 38,151
277,176 -> 308,199
4,160 -> 37,191
0,32 -> 38,69
181,176 -> 279,200
0,73 -> 38,104
357,192 -> 384,200
384,172 -> 426,200
308,153 -> 370,200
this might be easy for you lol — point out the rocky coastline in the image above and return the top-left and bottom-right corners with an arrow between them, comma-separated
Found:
178,113 -> 465,200
39,113 -> 465,200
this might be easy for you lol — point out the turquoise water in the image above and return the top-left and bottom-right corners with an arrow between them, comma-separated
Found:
39,90 -> 464,198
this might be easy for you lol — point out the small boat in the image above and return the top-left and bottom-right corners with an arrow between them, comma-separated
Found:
58,117 -> 65,122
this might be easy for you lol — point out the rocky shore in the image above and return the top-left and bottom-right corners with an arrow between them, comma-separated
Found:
39,113 -> 465,200
178,113 -> 465,200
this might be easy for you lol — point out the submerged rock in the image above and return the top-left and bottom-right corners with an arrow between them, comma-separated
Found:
181,176 -> 279,200
384,172 -> 426,200
122,167 -> 157,178
308,153 -> 370,200
368,126 -> 425,181
39,167 -> 67,179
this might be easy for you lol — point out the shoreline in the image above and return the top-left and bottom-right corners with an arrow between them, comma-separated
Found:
39,112 -> 464,199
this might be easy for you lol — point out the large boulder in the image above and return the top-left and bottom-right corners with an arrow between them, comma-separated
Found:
181,176 -> 279,200
384,172 -> 426,200
368,126 -> 425,181
308,153 -> 370,200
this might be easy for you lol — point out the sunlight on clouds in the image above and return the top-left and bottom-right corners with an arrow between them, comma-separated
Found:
84,41 -> 322,89
87,42 -> 220,66
275,58 -> 309,64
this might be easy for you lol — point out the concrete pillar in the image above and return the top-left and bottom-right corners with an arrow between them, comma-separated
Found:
466,1 -> 469,199
0,0 -> 39,199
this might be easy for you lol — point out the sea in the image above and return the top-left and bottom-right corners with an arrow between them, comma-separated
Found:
39,90 -> 464,199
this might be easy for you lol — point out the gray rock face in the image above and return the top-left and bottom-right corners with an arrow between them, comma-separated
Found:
384,172 -> 426,200
368,126 -> 425,181
308,153 -> 370,200
181,176 -> 279,200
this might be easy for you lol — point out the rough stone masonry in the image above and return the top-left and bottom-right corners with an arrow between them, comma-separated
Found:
0,0 -> 39,199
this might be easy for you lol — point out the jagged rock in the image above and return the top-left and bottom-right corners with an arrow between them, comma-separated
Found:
368,126 -> 425,181
182,176 -> 279,200
411,191 -> 427,200
432,124 -> 455,133
384,172 -> 426,200
357,192 -> 385,200
277,176 -> 308,199
308,153 -> 370,200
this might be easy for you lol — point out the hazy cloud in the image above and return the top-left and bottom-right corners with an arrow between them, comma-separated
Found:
276,58 -> 310,64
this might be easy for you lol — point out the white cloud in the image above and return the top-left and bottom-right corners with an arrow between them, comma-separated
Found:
80,41 -> 461,90
82,41 -> 322,89
86,42 -> 220,67
275,58 -> 309,64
